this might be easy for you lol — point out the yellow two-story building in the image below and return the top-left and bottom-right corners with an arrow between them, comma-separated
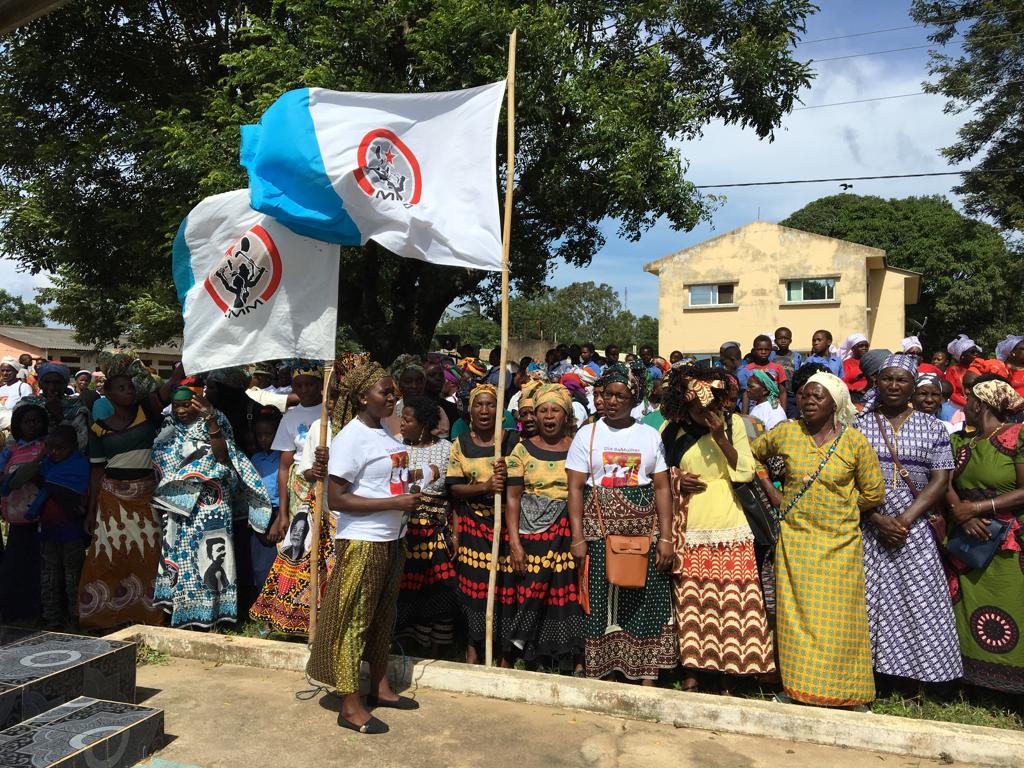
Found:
643,222 -> 921,355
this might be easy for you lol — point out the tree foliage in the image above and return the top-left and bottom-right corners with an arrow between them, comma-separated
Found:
780,194 -> 1024,351
910,0 -> 1024,233
433,305 -> 500,349
0,289 -> 45,327
0,0 -> 814,363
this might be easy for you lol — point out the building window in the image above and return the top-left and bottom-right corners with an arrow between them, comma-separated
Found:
59,356 -> 81,364
688,283 -> 735,306
786,278 -> 836,303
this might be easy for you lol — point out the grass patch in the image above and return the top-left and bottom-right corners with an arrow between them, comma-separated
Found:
136,643 -> 169,667
871,690 -> 1024,731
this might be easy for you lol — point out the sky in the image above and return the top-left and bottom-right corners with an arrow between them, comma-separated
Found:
549,0 -> 973,318
0,1 -> 974,325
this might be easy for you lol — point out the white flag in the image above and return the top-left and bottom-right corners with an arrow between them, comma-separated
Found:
172,189 -> 340,374
240,81 -> 505,271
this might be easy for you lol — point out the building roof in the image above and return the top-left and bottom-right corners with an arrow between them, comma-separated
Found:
0,0 -> 67,35
0,326 -> 182,356
643,221 -> 890,276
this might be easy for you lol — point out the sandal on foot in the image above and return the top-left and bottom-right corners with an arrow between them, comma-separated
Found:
337,714 -> 389,734
366,695 -> 419,710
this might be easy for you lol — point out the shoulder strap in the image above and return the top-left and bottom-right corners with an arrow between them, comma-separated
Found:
873,412 -> 921,497
778,426 -> 847,522
587,423 -> 607,538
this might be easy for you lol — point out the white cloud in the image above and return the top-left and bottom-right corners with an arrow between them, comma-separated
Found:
0,257 -> 52,304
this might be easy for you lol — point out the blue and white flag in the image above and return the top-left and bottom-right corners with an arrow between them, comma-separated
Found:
240,81 -> 505,271
172,189 -> 340,374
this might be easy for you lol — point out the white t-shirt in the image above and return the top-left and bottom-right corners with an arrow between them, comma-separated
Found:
750,401 -> 787,432
328,418 -> 409,542
566,419 -> 667,488
271,403 -> 321,462
0,381 -> 32,411
572,401 -> 588,426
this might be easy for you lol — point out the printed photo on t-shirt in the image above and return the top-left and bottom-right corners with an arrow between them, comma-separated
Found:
389,450 -> 409,495
601,451 -> 641,487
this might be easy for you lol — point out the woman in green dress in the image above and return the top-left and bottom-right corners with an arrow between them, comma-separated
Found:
750,371 -> 885,708
946,376 -> 1024,692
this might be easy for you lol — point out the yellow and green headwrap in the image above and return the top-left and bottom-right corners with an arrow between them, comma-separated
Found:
534,383 -> 575,428
469,383 -> 498,410
519,380 -> 543,410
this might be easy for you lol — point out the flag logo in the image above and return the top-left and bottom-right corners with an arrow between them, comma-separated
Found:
203,225 -> 283,318
355,128 -> 422,206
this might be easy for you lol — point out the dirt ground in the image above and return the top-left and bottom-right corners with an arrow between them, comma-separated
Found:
135,657 -> 973,768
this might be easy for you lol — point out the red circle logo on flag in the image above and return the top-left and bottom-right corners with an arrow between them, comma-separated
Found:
204,225 -> 283,317
355,129 -> 422,206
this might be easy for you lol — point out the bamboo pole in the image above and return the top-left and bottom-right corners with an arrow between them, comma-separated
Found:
484,29 -> 516,667
307,361 -> 334,646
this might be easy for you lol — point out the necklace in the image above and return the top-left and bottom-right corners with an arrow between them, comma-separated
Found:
969,423 -> 1005,448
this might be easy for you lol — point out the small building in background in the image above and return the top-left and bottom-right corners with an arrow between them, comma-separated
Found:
0,326 -> 182,376
643,222 -> 920,356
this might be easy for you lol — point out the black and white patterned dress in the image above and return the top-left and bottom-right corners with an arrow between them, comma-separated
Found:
856,410 -> 963,682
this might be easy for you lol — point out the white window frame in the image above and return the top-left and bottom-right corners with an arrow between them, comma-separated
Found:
688,282 -> 736,307
785,277 -> 836,304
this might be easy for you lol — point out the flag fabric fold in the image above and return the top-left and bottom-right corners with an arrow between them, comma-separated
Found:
172,189 -> 340,374
240,80 -> 505,272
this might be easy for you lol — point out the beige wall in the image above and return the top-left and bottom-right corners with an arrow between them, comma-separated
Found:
648,222 -> 911,355
868,268 -> 910,353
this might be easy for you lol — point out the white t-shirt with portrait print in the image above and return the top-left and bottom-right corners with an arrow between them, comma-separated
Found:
565,419 -> 667,488
328,418 -> 409,542
0,381 -> 32,412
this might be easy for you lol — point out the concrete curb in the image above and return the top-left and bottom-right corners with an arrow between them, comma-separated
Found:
111,625 -> 1024,767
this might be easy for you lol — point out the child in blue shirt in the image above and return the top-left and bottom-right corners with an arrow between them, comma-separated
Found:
803,329 -> 844,377
249,413 -> 282,589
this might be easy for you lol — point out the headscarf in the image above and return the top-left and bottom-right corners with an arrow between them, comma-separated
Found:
901,336 -> 923,353
559,372 -> 585,394
916,372 -> 943,390
519,380 -> 542,410
206,367 -> 249,390
171,386 -> 195,402
720,341 -> 741,352
334,362 -> 387,431
750,369 -> 780,408
576,366 -> 597,387
839,333 -> 868,361
596,362 -> 633,397
290,360 -> 324,381
534,383 -> 575,427
36,362 -> 70,384
995,335 -> 1024,363
860,353 -> 918,414
97,349 -> 158,396
468,383 -> 498,410
627,359 -> 651,404
388,353 -> 423,381
525,362 -> 545,381
947,334 -> 981,362
0,356 -> 20,371
74,370 -> 91,380
458,357 -> 487,378
805,371 -> 857,427
859,349 -> 892,381
968,358 -> 1009,378
972,380 -> 1024,419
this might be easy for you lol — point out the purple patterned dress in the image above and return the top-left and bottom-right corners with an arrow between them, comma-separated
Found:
856,410 -> 963,682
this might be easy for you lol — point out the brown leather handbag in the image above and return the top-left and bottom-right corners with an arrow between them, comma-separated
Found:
588,424 -> 655,589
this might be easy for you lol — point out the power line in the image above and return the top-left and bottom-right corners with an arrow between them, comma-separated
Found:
792,91 -> 927,110
796,6 -> 1024,45
694,168 -> 1022,190
798,24 -> 921,45
806,43 -> 940,63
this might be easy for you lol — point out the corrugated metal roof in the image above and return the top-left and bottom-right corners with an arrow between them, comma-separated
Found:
0,326 -> 182,356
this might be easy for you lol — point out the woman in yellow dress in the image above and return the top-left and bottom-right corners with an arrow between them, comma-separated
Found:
750,371 -> 885,708
662,366 -> 774,694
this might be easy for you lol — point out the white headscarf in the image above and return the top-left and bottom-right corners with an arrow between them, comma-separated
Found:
995,335 -> 1024,362
901,336 -> 922,353
946,334 -> 981,362
839,333 -> 868,361
806,371 -> 858,427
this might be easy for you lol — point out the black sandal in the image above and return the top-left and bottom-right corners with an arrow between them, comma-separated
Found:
337,713 -> 389,734
366,694 -> 419,710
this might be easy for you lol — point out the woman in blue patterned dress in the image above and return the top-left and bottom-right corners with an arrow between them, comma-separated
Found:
152,386 -> 272,629
854,353 -> 962,686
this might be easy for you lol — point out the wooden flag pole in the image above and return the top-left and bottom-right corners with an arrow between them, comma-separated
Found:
485,29 -> 517,667
307,361 -> 334,646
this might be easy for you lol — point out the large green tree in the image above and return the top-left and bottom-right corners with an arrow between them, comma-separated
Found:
780,194 -> 1024,350
910,0 -> 1024,233
0,289 -> 45,326
1,0 -> 814,363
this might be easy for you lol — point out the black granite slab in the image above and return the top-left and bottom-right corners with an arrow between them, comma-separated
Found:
0,696 -> 163,768
0,630 -> 138,728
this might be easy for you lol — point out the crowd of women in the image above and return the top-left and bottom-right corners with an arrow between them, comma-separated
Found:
0,326 -> 1022,736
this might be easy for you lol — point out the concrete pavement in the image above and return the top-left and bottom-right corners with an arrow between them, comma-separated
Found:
136,657 -> 973,768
